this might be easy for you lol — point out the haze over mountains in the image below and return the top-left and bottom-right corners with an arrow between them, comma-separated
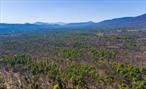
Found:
0,13 -> 146,34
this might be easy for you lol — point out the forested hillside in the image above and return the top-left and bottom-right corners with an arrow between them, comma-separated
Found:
0,28 -> 146,89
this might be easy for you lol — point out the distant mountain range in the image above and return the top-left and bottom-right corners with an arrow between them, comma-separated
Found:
0,13 -> 146,33
96,13 -> 146,29
34,22 -> 66,25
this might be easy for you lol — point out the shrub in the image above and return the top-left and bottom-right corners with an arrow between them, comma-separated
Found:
90,48 -> 116,60
62,48 -> 80,59
64,63 -> 99,88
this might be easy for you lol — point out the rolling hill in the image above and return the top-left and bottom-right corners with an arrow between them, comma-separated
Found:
96,13 -> 146,29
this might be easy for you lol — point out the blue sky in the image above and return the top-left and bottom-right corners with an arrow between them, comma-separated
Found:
0,0 -> 146,23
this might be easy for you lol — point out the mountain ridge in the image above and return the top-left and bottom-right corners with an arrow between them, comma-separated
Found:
0,13 -> 146,32
96,13 -> 146,29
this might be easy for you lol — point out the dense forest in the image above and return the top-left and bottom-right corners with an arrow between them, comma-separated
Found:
0,28 -> 146,89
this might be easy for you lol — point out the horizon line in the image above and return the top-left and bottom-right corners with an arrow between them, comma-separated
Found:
0,13 -> 145,24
